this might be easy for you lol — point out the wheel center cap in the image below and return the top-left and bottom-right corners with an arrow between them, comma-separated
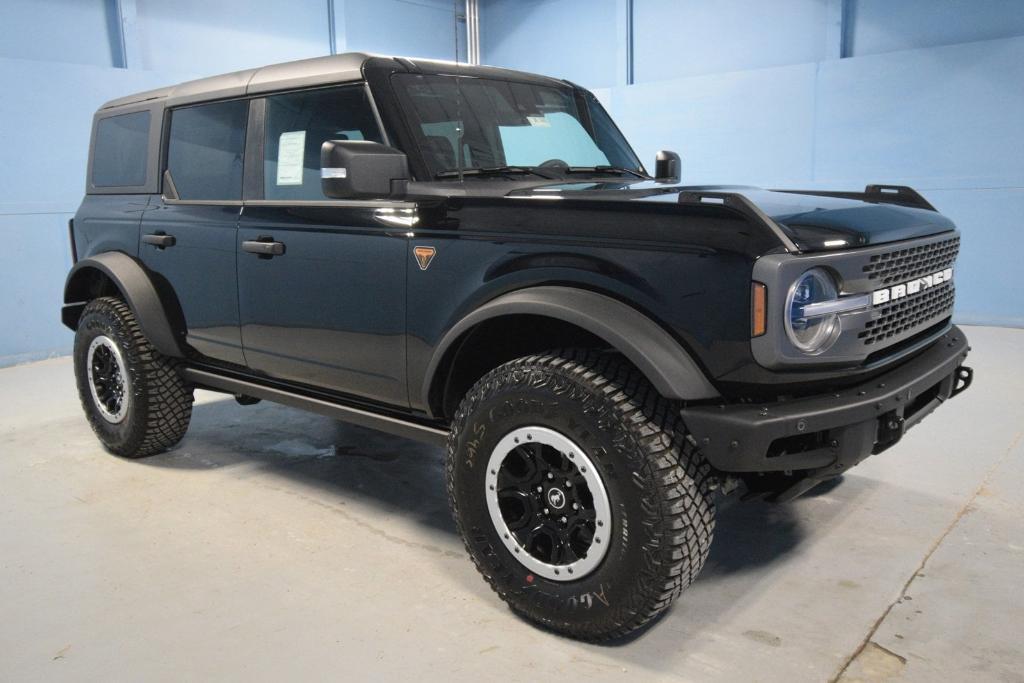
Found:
546,487 -> 566,510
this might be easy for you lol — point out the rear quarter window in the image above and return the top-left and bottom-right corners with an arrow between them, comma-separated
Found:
92,111 -> 150,187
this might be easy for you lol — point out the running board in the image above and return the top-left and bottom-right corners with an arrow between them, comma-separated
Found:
181,368 -> 450,447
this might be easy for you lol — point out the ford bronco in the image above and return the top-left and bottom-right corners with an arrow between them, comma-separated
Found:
63,53 -> 973,640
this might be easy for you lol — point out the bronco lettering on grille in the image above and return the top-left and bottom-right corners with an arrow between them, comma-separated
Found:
872,268 -> 953,306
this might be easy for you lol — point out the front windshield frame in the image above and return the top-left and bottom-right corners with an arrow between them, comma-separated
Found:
389,73 -> 645,181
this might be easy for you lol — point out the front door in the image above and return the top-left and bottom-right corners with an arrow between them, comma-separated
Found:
236,85 -> 408,407
140,99 -> 248,366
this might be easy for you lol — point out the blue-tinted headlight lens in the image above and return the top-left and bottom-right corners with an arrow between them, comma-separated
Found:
785,268 -> 839,353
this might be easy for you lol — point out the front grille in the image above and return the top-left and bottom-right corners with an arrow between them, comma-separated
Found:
751,230 -> 962,369
863,235 -> 960,285
859,282 -> 955,346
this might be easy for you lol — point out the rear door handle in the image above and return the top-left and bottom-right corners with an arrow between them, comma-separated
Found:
242,239 -> 286,257
142,233 -> 176,249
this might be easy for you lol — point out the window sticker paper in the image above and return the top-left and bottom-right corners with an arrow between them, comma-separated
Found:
276,130 -> 306,186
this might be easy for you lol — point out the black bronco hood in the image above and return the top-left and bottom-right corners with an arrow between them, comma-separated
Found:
504,183 -> 955,252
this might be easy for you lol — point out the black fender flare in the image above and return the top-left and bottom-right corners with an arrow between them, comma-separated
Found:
62,252 -> 183,358
423,286 -> 719,412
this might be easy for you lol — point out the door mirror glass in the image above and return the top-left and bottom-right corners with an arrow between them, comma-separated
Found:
321,140 -> 409,199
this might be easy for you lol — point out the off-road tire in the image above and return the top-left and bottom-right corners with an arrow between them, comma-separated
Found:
446,349 -> 715,641
73,296 -> 193,458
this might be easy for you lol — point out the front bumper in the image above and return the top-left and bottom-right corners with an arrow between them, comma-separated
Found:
683,327 -> 972,499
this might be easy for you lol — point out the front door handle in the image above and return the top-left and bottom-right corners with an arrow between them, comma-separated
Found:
242,238 -> 286,258
142,233 -> 176,249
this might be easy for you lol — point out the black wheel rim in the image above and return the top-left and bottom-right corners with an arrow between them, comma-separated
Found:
486,427 -> 610,581
86,335 -> 129,423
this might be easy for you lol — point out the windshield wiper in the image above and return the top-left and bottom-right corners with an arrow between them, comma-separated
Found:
434,166 -> 558,180
566,165 -> 651,180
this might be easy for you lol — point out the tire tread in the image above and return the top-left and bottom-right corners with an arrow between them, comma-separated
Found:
76,297 -> 193,458
446,348 -> 715,641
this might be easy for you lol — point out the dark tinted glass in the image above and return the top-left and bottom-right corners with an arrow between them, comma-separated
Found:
92,111 -> 150,187
264,86 -> 383,200
585,94 -> 643,173
167,100 -> 248,200
392,74 -> 642,176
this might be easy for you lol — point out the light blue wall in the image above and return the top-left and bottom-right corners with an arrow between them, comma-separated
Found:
847,0 -> 1024,57
634,0 -> 836,81
0,0 -> 119,67
341,0 -> 467,61
481,0 -> 620,87
0,0 -> 464,366
133,0 -> 329,74
480,0 -> 1024,327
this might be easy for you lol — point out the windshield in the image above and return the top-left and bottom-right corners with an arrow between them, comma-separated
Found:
391,74 -> 643,179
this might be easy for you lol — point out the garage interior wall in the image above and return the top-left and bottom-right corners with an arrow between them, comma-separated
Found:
0,0 -> 465,367
482,0 -> 1024,329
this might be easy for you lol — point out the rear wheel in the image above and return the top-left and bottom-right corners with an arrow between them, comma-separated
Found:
447,349 -> 715,641
73,297 -> 193,458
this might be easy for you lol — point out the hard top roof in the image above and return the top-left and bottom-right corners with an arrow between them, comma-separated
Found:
98,53 -> 571,112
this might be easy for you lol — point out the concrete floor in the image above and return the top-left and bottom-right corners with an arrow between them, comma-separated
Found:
1,325 -> 1021,682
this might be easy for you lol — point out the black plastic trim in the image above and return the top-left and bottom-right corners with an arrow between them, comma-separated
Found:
423,286 -> 720,414
62,252 -> 183,358
242,97 -> 265,200
67,218 -> 78,263
677,190 -> 798,253
683,327 -> 970,474
770,185 -> 937,212
182,368 -> 448,446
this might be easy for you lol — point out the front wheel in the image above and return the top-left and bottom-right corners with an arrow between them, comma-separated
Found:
73,297 -> 193,458
446,350 -> 716,641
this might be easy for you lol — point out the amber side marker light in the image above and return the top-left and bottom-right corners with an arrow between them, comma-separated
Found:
751,282 -> 767,337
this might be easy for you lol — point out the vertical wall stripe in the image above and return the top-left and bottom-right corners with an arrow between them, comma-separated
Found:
112,0 -> 139,69
328,0 -> 337,55
625,0 -> 634,85
466,0 -> 481,65
840,0 -> 854,58
123,0 -> 139,68
825,0 -> 845,60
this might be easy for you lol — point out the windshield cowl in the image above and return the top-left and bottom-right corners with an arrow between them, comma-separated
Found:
433,165 -> 650,182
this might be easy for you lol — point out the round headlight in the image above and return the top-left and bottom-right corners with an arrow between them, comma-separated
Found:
786,268 -> 840,354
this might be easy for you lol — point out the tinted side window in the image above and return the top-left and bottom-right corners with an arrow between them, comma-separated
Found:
92,111 -> 150,187
167,100 -> 248,201
264,86 -> 383,200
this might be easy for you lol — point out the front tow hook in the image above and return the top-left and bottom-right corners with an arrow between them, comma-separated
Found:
951,365 -> 973,397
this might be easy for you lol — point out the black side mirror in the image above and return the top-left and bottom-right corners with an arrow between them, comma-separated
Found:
654,150 -> 681,184
320,140 -> 409,199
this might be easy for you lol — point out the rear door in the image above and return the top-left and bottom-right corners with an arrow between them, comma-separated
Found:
139,100 -> 248,366
237,85 -> 409,407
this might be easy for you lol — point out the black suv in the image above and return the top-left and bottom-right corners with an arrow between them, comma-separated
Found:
63,53 -> 973,641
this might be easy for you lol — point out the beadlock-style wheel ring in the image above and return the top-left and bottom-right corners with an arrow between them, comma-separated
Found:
87,335 -> 130,424
485,426 -> 612,582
